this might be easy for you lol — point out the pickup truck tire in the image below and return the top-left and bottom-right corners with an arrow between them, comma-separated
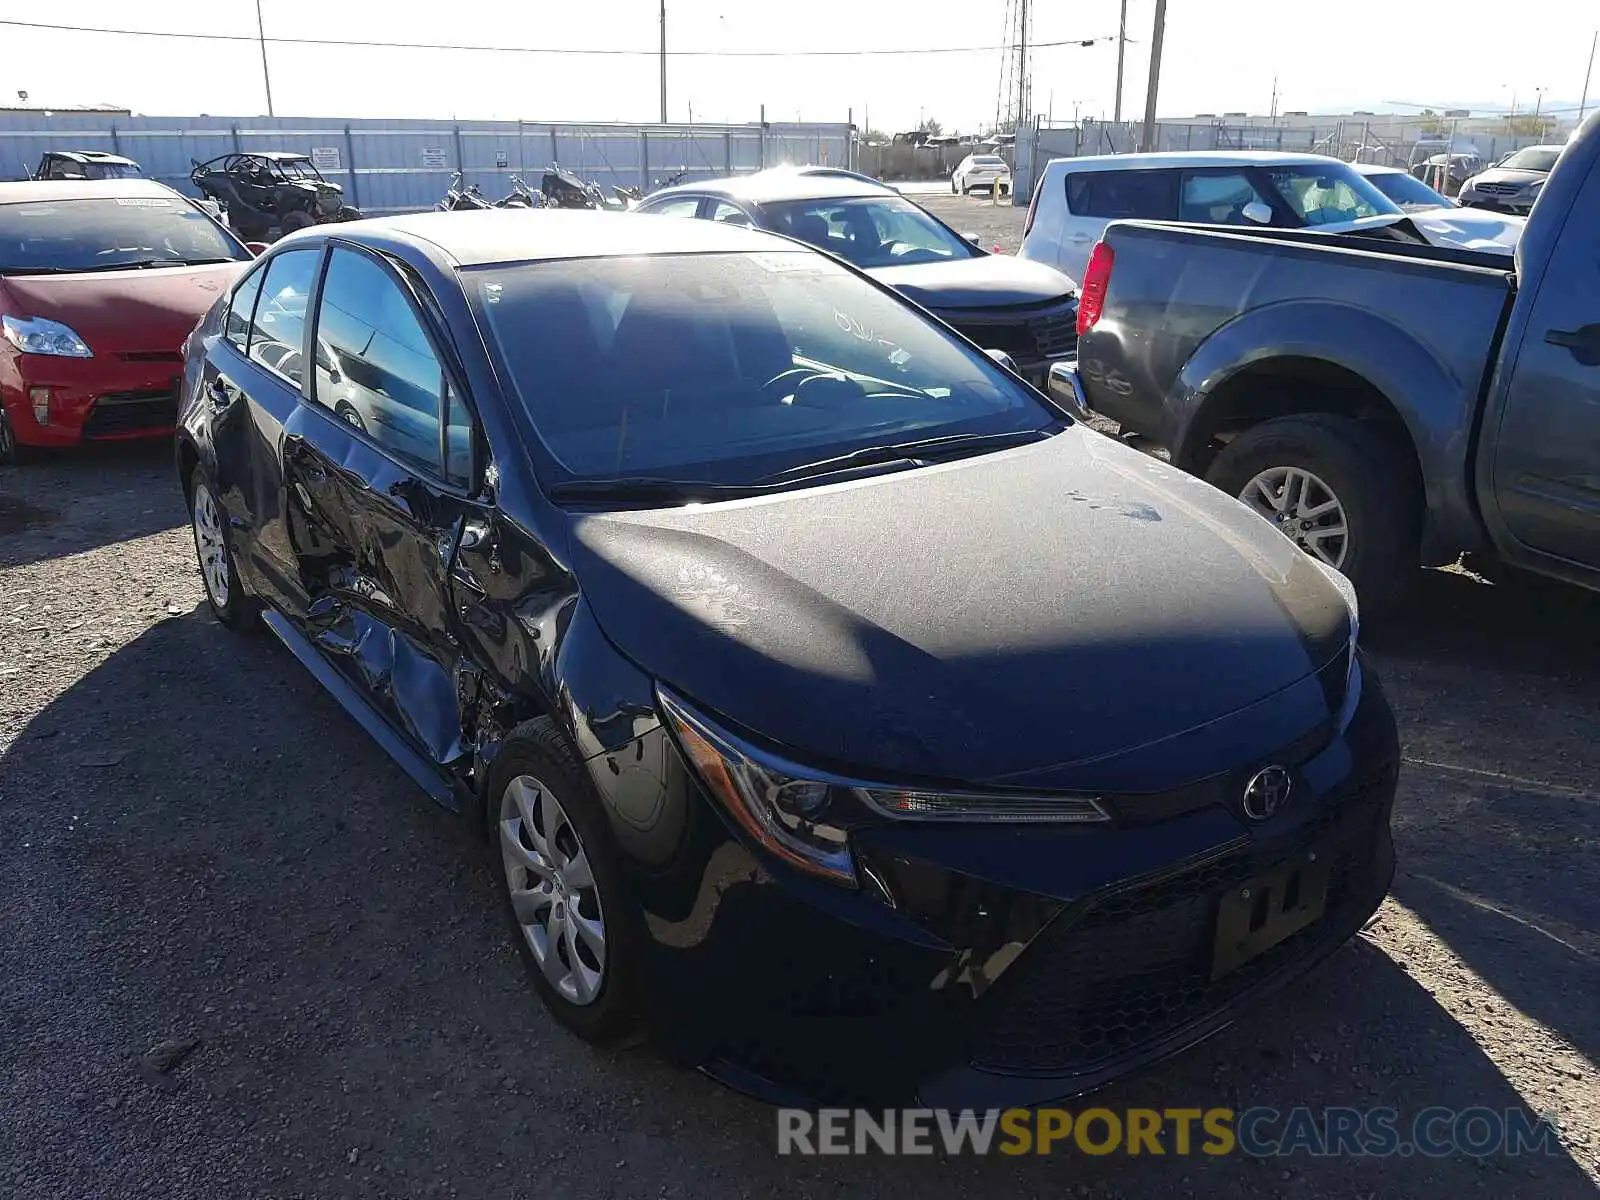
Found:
1205,414 -> 1420,614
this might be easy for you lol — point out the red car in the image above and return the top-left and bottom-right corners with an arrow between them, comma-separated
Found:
0,179 -> 254,462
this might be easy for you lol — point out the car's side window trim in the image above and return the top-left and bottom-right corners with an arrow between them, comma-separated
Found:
306,239 -> 482,495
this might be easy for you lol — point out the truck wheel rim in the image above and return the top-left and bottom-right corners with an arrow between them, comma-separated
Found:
1239,467 -> 1349,569
191,482 -> 231,607
499,775 -> 607,1006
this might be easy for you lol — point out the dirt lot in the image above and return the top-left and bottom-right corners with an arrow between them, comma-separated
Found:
916,190 -> 1033,255
2,431 -> 1597,1198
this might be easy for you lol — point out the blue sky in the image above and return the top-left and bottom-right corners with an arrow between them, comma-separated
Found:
2,0 -> 1594,131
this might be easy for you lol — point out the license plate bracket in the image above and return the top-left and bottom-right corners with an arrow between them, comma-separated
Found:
1211,851 -> 1330,979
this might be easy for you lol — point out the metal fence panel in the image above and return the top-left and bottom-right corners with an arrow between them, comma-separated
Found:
0,112 -> 852,213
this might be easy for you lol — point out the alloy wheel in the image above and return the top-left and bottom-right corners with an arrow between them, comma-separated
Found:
499,775 -> 607,1005
1238,466 -> 1349,568
191,481 -> 231,607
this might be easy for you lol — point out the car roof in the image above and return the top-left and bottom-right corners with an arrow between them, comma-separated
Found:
1350,163 -> 1405,175
324,208 -> 805,266
46,150 -> 138,165
0,178 -> 188,205
1043,150 -> 1347,173
649,166 -> 896,204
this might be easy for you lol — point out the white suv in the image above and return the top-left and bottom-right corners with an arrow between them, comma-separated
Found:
952,154 -> 1012,195
1019,152 -> 1406,285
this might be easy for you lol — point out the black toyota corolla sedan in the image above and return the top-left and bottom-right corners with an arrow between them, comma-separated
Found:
635,168 -> 1079,386
177,210 -> 1398,1107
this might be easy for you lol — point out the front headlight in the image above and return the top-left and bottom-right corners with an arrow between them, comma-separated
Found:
1,314 -> 94,358
657,687 -> 1112,887
657,687 -> 857,886
1526,180 -> 1544,197
1308,558 -> 1360,694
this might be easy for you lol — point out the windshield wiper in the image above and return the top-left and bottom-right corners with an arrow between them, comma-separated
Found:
548,477 -> 770,505
93,256 -> 238,271
760,427 -> 1056,483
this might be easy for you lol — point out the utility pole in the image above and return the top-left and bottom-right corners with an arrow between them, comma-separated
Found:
658,0 -> 667,124
255,0 -> 275,117
1139,0 -> 1167,152
1581,31 -> 1596,122
1113,0 -> 1127,123
1270,76 -> 1279,120
1016,0 -> 1029,131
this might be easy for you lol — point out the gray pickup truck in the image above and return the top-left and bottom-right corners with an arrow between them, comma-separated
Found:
1057,113 -> 1599,611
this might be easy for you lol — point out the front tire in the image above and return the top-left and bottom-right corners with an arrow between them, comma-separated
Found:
188,469 -> 260,631
1204,414 -> 1421,615
486,718 -> 642,1045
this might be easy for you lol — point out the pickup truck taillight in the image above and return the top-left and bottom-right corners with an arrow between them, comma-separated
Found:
1077,242 -> 1114,337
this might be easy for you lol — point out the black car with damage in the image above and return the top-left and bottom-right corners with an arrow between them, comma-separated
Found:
177,210 -> 1398,1106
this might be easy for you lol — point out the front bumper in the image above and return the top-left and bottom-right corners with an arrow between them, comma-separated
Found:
609,657 -> 1399,1107
0,351 -> 183,447
937,300 -> 1078,389
1459,192 -> 1536,214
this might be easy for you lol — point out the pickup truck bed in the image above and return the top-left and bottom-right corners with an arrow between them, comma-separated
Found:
1071,114 -> 1600,611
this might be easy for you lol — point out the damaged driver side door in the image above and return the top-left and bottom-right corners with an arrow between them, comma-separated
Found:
282,242 -> 483,771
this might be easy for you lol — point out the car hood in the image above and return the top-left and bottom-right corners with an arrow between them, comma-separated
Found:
569,432 -> 1352,789
1466,167 -> 1546,189
0,262 -> 245,355
866,254 -> 1076,309
1406,206 -> 1524,253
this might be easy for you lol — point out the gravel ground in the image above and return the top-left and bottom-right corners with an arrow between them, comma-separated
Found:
2,434 -> 1597,1199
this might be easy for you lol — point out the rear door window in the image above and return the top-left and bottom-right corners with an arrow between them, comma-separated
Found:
1178,171 -> 1273,224
248,248 -> 320,388
1065,171 -> 1178,219
225,265 -> 266,353
644,196 -> 701,218
708,200 -> 753,226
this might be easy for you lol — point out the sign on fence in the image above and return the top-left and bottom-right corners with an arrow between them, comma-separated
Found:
310,147 -> 341,171
421,147 -> 448,168
495,150 -> 509,168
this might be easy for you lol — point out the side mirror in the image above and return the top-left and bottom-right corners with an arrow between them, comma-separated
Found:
963,231 -> 982,245
1047,360 -> 1093,422
245,241 -> 270,257
1241,201 -> 1274,226
984,348 -> 1019,372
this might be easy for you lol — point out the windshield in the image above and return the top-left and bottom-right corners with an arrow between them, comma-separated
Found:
85,163 -> 141,180
760,196 -> 979,268
0,197 -> 246,272
278,159 -> 320,180
1260,164 -> 1400,226
972,156 -> 1005,165
1364,171 -> 1452,212
1499,148 -> 1560,173
474,250 -> 1056,487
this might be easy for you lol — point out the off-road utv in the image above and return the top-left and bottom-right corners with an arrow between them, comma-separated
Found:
189,152 -> 360,240
33,151 -> 144,180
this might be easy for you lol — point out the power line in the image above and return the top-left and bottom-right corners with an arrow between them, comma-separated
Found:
0,17 -> 1113,59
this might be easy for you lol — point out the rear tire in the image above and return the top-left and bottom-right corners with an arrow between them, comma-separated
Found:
280,210 -> 315,234
485,718 -> 642,1046
1204,414 -> 1421,616
187,467 -> 261,631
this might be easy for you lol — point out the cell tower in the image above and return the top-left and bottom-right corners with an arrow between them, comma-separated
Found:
994,0 -> 1033,133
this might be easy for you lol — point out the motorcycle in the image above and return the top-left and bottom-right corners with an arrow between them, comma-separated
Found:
435,170 -> 493,211
539,165 -> 606,209
498,174 -> 543,208
613,184 -> 643,208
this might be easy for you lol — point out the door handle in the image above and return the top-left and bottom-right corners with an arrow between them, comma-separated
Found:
1546,324 -> 1600,365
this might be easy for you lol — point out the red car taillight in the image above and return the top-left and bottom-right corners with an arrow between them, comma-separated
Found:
1076,241 -> 1114,337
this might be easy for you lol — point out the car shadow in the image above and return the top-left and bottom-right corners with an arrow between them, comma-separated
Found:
0,441 -> 183,568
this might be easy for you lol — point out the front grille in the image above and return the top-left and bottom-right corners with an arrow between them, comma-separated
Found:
1473,182 -> 1522,196
81,387 -> 179,437
969,766 -> 1394,1075
946,302 -> 1078,366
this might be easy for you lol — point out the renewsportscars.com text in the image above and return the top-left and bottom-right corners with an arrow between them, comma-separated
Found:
777,1106 -> 1563,1158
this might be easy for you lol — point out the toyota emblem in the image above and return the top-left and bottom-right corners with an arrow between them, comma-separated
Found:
1242,765 -> 1293,822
